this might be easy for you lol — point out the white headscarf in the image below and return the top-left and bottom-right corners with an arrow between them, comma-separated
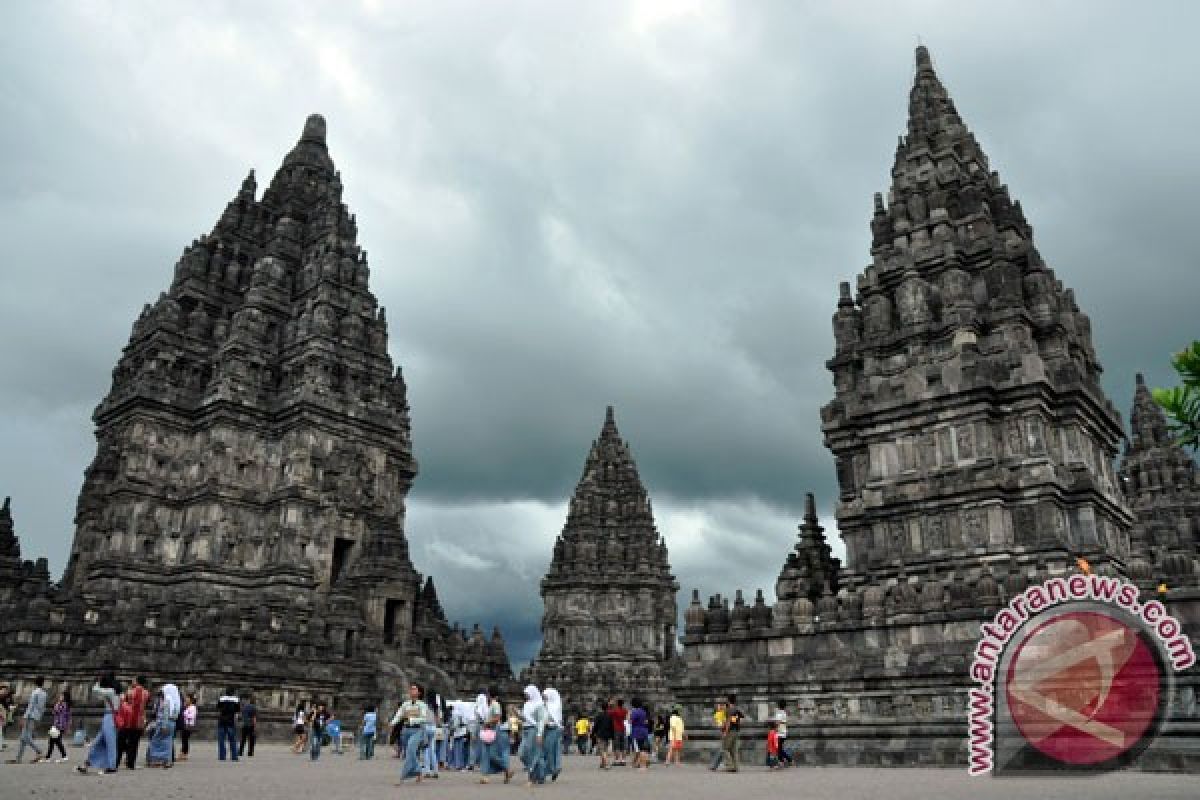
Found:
542,688 -> 563,727
474,692 -> 490,723
161,683 -> 182,719
522,684 -> 544,726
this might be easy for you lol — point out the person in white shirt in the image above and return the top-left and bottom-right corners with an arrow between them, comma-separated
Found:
774,701 -> 793,767
12,677 -> 47,763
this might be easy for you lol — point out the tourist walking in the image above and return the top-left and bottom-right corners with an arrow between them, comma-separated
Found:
707,700 -> 727,770
327,710 -> 343,755
396,683 -> 428,784
773,700 -> 792,767
471,692 -> 489,769
507,706 -> 521,757
574,713 -> 590,755
542,687 -> 563,782
45,690 -> 71,763
629,698 -> 651,770
145,684 -> 178,768
76,671 -> 121,775
652,711 -> 668,762
477,686 -> 512,785
291,703 -> 308,753
422,689 -> 443,778
667,706 -> 685,766
592,700 -> 614,768
179,693 -> 197,761
238,693 -> 257,757
518,684 -> 547,785
608,698 -> 628,766
308,702 -> 330,761
358,704 -> 377,760
717,694 -> 742,773
0,684 -> 12,753
10,676 -> 47,764
448,701 -> 469,769
123,676 -> 150,770
766,720 -> 781,769
216,688 -> 240,762
113,688 -> 137,769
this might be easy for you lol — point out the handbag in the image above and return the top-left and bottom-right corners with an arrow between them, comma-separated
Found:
480,728 -> 497,744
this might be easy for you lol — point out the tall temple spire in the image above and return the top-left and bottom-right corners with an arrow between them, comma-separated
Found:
565,405 -> 657,534
824,47 -> 1133,588
531,408 -> 679,715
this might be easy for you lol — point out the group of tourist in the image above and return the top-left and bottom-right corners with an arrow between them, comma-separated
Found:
383,683 -> 565,786
3,676 -> 796,783
571,697 -> 688,768
0,672 -> 204,774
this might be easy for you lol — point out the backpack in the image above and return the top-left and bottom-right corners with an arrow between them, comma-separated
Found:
115,700 -> 136,730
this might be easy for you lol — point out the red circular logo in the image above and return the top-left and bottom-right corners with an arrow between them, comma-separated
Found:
1005,610 -> 1163,766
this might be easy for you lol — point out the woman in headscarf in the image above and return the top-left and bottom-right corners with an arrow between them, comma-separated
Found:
76,670 -> 121,774
477,686 -> 512,785
518,684 -> 548,786
146,683 -> 179,767
469,691 -> 488,771
541,687 -> 564,782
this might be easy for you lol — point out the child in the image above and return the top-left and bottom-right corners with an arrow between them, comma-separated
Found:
766,720 -> 781,769
47,690 -> 72,763
359,704 -> 377,760
667,706 -> 685,766
327,710 -> 342,755
291,704 -> 308,754
180,694 -> 198,761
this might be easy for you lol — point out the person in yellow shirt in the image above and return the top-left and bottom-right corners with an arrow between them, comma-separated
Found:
574,715 -> 591,755
667,707 -> 685,766
708,700 -> 726,770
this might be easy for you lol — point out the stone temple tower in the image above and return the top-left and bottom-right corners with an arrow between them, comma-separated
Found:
0,115 -> 513,708
1120,374 -> 1200,590
528,407 -> 679,716
821,46 -> 1134,590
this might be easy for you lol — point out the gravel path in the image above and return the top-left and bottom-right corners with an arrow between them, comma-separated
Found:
2,743 -> 1196,799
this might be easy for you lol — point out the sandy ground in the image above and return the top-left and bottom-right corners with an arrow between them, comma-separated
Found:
1,742 -> 1196,800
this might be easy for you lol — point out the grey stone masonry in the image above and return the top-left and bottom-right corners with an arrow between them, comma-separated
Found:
823,45 -> 1133,588
1120,373 -> 1200,590
671,47 -> 1200,771
528,406 -> 679,717
0,116 -> 515,720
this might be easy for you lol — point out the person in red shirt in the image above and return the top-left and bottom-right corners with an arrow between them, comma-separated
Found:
122,676 -> 150,770
607,698 -> 628,766
766,721 -> 781,769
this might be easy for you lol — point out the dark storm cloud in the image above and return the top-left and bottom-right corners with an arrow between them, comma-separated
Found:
2,1 -> 1198,667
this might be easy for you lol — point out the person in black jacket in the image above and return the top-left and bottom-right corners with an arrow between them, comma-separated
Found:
592,700 -> 614,769
216,689 -> 240,762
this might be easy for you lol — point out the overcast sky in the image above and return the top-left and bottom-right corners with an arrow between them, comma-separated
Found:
2,1 -> 1198,669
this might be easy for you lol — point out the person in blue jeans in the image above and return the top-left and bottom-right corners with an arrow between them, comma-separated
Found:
359,704 -> 377,760
397,684 -> 428,783
216,689 -> 240,762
